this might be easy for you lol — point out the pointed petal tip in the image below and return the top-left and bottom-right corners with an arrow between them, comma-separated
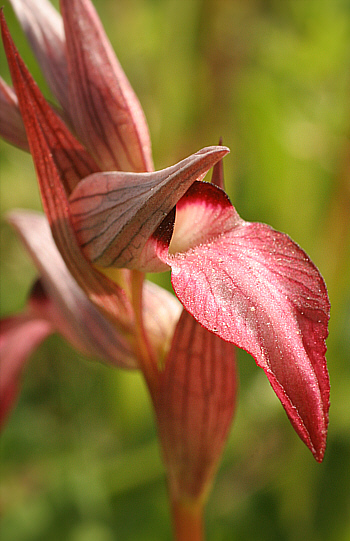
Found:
210,139 -> 226,189
8,0 -> 69,114
0,8 -> 12,40
306,422 -> 328,462
287,394 -> 329,463
314,443 -> 327,463
69,145 -> 230,271
0,8 -> 7,32
196,145 -> 230,159
310,406 -> 329,463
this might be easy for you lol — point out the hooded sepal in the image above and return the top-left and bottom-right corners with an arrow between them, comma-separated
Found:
69,146 -> 229,271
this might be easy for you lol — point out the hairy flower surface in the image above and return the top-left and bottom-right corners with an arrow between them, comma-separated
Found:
0,0 -> 329,518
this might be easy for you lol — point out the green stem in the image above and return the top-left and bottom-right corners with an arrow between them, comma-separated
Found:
171,498 -> 205,541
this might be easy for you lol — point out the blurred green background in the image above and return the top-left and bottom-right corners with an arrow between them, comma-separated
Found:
1,0 -> 349,539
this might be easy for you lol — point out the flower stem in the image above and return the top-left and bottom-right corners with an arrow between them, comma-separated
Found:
171,498 -> 205,541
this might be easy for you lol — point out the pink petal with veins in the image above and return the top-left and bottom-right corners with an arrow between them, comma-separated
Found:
60,0 -> 153,172
1,11 -> 98,195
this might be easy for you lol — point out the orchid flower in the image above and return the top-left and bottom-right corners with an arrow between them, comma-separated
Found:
0,0 -> 329,538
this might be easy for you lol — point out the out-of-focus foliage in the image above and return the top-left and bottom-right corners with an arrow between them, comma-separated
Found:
1,0 -> 349,539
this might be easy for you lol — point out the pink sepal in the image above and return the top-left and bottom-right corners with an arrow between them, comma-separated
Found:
60,0 -> 153,172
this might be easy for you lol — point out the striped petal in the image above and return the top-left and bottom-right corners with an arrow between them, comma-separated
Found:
8,0 -> 153,171
60,0 -> 153,172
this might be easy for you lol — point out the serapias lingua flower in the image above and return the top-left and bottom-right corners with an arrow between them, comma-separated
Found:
1,0 -> 329,530
0,1 -> 239,513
